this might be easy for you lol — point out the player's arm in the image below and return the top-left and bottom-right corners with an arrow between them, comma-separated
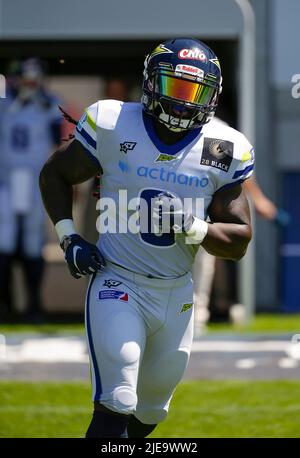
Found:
39,139 -> 105,278
201,184 -> 252,260
39,139 -> 99,224
243,175 -> 277,220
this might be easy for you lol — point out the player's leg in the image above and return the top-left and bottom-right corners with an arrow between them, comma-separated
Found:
0,253 -> 14,319
85,268 -> 146,438
22,206 -> 45,319
192,248 -> 216,337
0,188 -> 17,319
133,274 -> 194,433
127,415 -> 157,438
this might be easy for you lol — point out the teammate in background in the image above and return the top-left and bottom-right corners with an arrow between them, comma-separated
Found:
0,58 -> 62,322
40,38 -> 254,438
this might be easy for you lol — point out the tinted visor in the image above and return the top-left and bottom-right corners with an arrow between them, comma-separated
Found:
155,71 -> 216,106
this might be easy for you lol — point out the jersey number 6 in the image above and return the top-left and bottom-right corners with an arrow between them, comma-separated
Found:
139,188 -> 175,248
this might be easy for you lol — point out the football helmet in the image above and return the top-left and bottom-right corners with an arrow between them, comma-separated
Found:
142,38 -> 222,131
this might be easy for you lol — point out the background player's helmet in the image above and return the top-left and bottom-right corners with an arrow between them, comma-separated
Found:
18,58 -> 45,101
142,38 -> 222,131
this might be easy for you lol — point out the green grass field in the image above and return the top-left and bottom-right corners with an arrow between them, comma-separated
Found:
0,380 -> 299,438
1,313 -> 300,335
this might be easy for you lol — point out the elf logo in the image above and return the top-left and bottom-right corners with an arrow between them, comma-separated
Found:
178,49 -> 207,62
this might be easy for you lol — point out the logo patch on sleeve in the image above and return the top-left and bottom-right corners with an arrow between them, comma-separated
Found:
98,290 -> 128,302
201,138 -> 233,172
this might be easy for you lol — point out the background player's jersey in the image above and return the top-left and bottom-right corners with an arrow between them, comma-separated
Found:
75,100 -> 255,278
0,92 -> 61,175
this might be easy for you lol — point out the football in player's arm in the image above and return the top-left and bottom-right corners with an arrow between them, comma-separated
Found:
39,38 -> 254,438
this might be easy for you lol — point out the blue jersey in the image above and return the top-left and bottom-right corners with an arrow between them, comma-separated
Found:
75,100 -> 254,278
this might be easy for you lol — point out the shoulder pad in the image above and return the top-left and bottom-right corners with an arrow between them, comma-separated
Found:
97,99 -> 123,130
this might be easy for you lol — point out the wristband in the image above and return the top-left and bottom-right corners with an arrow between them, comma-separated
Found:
55,219 -> 77,243
184,217 -> 208,245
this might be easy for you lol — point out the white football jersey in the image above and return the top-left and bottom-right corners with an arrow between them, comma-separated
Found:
75,100 -> 254,278
0,93 -> 61,174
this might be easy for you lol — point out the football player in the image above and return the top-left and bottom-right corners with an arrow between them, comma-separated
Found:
0,58 -> 62,321
39,38 -> 254,438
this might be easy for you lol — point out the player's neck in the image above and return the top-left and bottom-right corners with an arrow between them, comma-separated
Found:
153,119 -> 189,145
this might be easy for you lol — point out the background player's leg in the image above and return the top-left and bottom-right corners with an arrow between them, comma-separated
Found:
0,254 -> 14,320
0,190 -> 17,320
22,209 -> 45,320
192,248 -> 216,337
135,276 -> 194,427
22,256 -> 45,319
85,269 -> 146,437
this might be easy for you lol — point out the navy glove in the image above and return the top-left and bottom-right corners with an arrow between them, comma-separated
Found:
152,191 -> 194,234
273,208 -> 291,227
60,234 -> 106,279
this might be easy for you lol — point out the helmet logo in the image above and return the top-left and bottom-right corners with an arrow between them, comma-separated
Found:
175,64 -> 204,78
149,44 -> 173,60
209,57 -> 221,70
178,48 -> 207,61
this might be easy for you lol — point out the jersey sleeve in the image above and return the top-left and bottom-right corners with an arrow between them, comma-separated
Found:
216,133 -> 255,192
74,102 -> 101,168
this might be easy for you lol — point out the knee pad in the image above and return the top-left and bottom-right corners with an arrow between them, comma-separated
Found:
101,386 -> 138,415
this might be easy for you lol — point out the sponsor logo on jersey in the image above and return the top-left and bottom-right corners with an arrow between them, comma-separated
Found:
175,64 -> 204,78
179,302 -> 193,314
98,290 -> 128,302
137,165 -> 209,188
200,138 -> 233,172
120,141 -> 137,153
103,279 -> 123,288
178,48 -> 207,62
155,153 -> 178,163
118,160 -> 131,173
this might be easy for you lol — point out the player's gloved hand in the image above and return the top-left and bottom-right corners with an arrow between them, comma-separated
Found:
152,191 -> 194,234
273,208 -> 291,227
60,234 -> 106,279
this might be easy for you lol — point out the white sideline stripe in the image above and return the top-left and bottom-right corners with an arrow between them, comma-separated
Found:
1,338 -> 89,363
1,338 -> 300,364
278,358 -> 299,369
192,340 -> 298,353
235,358 -> 257,369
